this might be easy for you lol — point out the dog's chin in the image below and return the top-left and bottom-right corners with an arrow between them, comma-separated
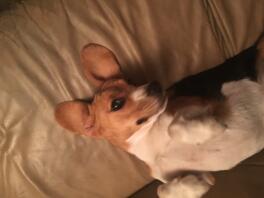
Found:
159,92 -> 167,106
158,95 -> 168,112
150,88 -> 168,116
149,95 -> 168,119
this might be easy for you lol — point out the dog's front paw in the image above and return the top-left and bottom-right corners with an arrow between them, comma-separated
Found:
157,173 -> 214,198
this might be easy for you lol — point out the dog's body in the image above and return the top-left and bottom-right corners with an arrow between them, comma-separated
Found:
55,38 -> 264,198
128,79 -> 264,182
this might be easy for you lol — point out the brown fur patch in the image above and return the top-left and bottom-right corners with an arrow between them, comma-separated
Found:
166,96 -> 230,126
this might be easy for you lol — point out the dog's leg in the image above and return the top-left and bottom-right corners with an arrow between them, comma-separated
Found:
157,172 -> 214,198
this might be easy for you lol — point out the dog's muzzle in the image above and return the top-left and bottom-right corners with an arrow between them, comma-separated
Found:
146,81 -> 163,97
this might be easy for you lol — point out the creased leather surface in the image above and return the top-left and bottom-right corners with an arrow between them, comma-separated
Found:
204,0 -> 264,59
0,0 -> 263,198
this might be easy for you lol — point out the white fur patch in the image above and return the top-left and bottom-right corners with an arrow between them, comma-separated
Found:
169,117 -> 225,144
131,88 -> 146,101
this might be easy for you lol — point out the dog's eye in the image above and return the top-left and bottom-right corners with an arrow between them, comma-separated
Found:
136,117 -> 148,125
111,98 -> 125,111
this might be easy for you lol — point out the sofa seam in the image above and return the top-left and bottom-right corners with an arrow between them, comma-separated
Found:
202,0 -> 234,59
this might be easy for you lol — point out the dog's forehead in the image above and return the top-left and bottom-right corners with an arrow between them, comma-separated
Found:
97,80 -> 134,95
96,86 -> 127,98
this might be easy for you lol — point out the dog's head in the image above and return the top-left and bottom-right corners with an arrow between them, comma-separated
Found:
55,44 -> 166,149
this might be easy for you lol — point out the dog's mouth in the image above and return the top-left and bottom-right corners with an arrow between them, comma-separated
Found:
146,81 -> 163,97
128,81 -> 167,127
146,81 -> 166,106
138,81 -> 167,122
126,93 -> 168,145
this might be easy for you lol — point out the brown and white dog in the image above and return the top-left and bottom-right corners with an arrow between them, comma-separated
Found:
55,39 -> 264,198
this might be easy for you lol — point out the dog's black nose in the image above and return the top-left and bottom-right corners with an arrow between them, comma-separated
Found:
146,81 -> 162,96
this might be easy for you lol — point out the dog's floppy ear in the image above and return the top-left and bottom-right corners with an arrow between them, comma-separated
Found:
81,43 -> 123,88
55,101 -> 98,137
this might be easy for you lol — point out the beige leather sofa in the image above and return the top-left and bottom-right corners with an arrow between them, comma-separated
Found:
0,1 -> 263,197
